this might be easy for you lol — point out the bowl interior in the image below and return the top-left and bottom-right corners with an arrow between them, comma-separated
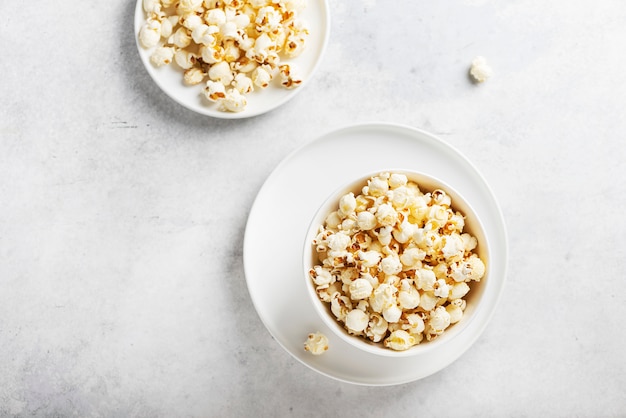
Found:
303,170 -> 490,357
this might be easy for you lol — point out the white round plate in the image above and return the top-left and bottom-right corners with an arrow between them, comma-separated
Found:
134,0 -> 330,119
243,123 -> 508,386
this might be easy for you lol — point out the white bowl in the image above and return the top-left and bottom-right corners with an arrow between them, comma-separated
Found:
303,169 -> 490,357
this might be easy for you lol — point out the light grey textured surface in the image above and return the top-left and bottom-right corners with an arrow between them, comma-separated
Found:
1,0 -> 625,416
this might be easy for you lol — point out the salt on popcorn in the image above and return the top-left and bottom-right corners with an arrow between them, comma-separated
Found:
309,172 -> 486,351
138,0 -> 310,112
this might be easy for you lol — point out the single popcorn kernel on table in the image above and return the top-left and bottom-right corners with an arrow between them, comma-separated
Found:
304,331 -> 329,355
469,56 -> 493,83
309,172 -> 486,351
138,0 -> 310,113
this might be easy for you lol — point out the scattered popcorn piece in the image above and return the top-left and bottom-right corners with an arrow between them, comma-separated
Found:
304,332 -> 329,355
469,56 -> 493,83
138,0 -> 310,112
309,172 -> 486,351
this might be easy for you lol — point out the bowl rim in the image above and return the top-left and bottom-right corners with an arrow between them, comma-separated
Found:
302,168 -> 491,358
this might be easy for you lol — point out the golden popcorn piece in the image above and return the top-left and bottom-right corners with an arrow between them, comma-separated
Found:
304,332 -> 329,356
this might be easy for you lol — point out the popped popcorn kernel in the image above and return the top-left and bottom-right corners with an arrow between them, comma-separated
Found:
349,278 -> 373,300
427,306 -> 451,335
143,0 -> 162,15
220,88 -> 247,112
345,309 -> 369,333
278,63 -> 303,89
251,65 -> 272,88
384,330 -> 416,351
208,61 -> 234,85
139,19 -> 162,48
170,27 -> 192,49
138,0 -> 310,112
204,79 -> 227,102
233,72 -> 254,94
446,303 -> 463,324
309,172 -> 486,351
470,56 -> 493,83
304,332 -> 329,355
183,67 -> 205,85
150,46 -> 175,67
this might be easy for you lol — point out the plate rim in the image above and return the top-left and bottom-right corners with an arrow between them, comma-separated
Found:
243,121 -> 509,385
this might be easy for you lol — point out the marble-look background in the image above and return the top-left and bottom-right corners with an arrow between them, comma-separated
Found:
1,0 -> 625,416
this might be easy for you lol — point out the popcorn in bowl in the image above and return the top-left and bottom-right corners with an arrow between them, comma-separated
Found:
137,0 -> 310,113
304,171 -> 488,355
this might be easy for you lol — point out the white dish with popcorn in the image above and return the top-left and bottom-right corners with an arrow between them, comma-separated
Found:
243,122 -> 508,385
303,170 -> 489,357
134,0 -> 330,118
